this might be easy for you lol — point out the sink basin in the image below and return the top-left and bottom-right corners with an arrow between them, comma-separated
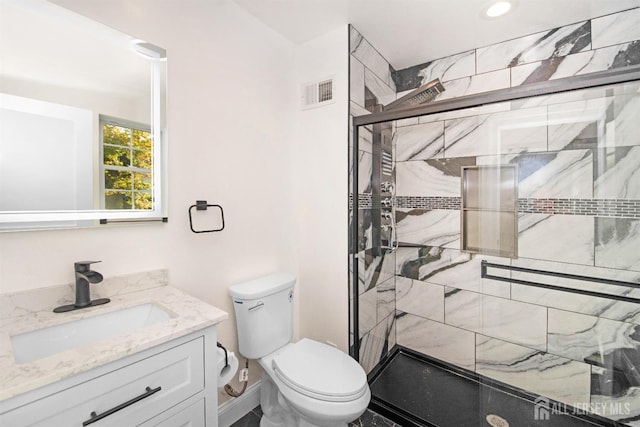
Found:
10,303 -> 171,364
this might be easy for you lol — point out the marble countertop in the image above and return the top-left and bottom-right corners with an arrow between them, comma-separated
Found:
0,271 -> 228,401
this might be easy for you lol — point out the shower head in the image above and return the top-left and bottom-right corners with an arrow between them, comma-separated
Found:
384,78 -> 445,111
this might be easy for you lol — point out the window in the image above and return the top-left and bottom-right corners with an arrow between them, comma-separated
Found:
100,116 -> 153,210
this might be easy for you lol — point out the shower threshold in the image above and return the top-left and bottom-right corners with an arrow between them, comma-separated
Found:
368,347 -> 620,427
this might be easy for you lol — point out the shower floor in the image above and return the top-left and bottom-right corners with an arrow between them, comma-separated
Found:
368,347 -> 617,427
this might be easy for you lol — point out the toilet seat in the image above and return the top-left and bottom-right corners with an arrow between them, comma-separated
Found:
272,338 -> 368,402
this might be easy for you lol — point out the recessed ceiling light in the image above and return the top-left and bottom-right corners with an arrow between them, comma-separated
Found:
485,1 -> 512,18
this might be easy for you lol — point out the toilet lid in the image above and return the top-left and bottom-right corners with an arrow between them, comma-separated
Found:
272,338 -> 367,402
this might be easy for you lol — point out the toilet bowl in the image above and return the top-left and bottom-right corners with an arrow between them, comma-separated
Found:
229,273 -> 370,427
258,339 -> 370,426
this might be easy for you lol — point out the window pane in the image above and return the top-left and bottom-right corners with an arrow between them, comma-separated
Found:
132,129 -> 152,150
105,190 -> 132,209
104,145 -> 131,166
133,192 -> 153,210
104,170 -> 132,190
103,124 -> 131,146
101,118 -> 156,211
133,172 -> 152,190
132,149 -> 152,169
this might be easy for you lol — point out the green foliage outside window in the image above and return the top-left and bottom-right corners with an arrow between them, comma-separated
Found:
103,123 -> 153,210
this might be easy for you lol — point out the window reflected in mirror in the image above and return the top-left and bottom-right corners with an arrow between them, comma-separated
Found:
0,0 -> 167,230
101,118 -> 153,211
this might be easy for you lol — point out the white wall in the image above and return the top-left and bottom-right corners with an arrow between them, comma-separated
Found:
293,26 -> 350,351
0,0 -> 351,405
0,0 -> 299,403
0,96 -> 93,211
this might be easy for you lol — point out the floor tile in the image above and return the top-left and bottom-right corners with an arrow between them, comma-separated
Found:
230,410 -> 260,427
349,409 -> 400,426
230,406 -> 397,427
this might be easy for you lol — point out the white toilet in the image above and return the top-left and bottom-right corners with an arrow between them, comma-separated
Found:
229,273 -> 370,427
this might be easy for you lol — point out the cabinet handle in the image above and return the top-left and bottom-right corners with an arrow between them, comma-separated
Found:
82,385 -> 161,426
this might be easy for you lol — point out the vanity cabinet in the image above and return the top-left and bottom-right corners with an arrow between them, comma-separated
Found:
0,327 -> 218,427
142,399 -> 206,427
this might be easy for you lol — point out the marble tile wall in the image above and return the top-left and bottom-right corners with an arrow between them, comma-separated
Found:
349,9 -> 640,422
350,26 -> 396,115
390,83 -> 640,422
392,8 -> 640,101
350,25 -> 397,371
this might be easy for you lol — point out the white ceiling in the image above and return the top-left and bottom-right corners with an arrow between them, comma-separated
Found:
232,0 -> 640,69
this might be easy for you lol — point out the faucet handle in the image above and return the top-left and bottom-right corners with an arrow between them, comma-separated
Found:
74,260 -> 102,272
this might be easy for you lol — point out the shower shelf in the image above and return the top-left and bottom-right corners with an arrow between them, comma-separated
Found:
481,261 -> 640,304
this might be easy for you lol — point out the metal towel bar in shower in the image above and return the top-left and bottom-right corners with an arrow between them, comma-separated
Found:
480,260 -> 640,304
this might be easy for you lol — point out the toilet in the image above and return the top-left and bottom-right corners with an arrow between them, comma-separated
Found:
229,273 -> 370,427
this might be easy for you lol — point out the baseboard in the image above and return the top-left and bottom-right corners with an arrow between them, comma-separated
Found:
217,380 -> 262,427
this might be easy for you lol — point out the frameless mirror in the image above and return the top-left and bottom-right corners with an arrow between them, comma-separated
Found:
0,0 -> 167,230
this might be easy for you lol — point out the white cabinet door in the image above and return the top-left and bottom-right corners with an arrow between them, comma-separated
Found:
140,399 -> 205,427
1,338 -> 204,427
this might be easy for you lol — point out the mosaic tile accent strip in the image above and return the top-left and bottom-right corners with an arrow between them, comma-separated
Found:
396,196 -> 461,210
349,193 -> 372,209
519,198 -> 640,218
387,196 -> 640,218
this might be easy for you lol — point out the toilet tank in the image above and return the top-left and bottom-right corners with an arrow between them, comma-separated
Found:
229,273 -> 296,359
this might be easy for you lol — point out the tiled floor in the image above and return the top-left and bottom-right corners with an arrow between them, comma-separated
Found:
348,409 -> 401,427
229,405 -> 262,427
230,405 -> 400,427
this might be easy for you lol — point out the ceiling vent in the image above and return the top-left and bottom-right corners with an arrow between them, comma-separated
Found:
301,77 -> 334,110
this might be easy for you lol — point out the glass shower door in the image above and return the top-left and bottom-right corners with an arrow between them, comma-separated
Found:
352,76 -> 640,426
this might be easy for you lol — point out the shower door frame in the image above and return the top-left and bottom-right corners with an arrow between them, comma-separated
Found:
349,64 -> 640,361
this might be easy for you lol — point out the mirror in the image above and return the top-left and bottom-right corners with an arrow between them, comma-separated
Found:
0,0 -> 167,230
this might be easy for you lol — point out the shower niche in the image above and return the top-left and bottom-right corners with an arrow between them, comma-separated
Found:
461,165 -> 517,258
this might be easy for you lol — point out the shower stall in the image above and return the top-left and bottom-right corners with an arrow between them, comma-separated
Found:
349,60 -> 640,426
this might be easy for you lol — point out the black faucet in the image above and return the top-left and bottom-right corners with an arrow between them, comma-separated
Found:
53,261 -> 111,313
